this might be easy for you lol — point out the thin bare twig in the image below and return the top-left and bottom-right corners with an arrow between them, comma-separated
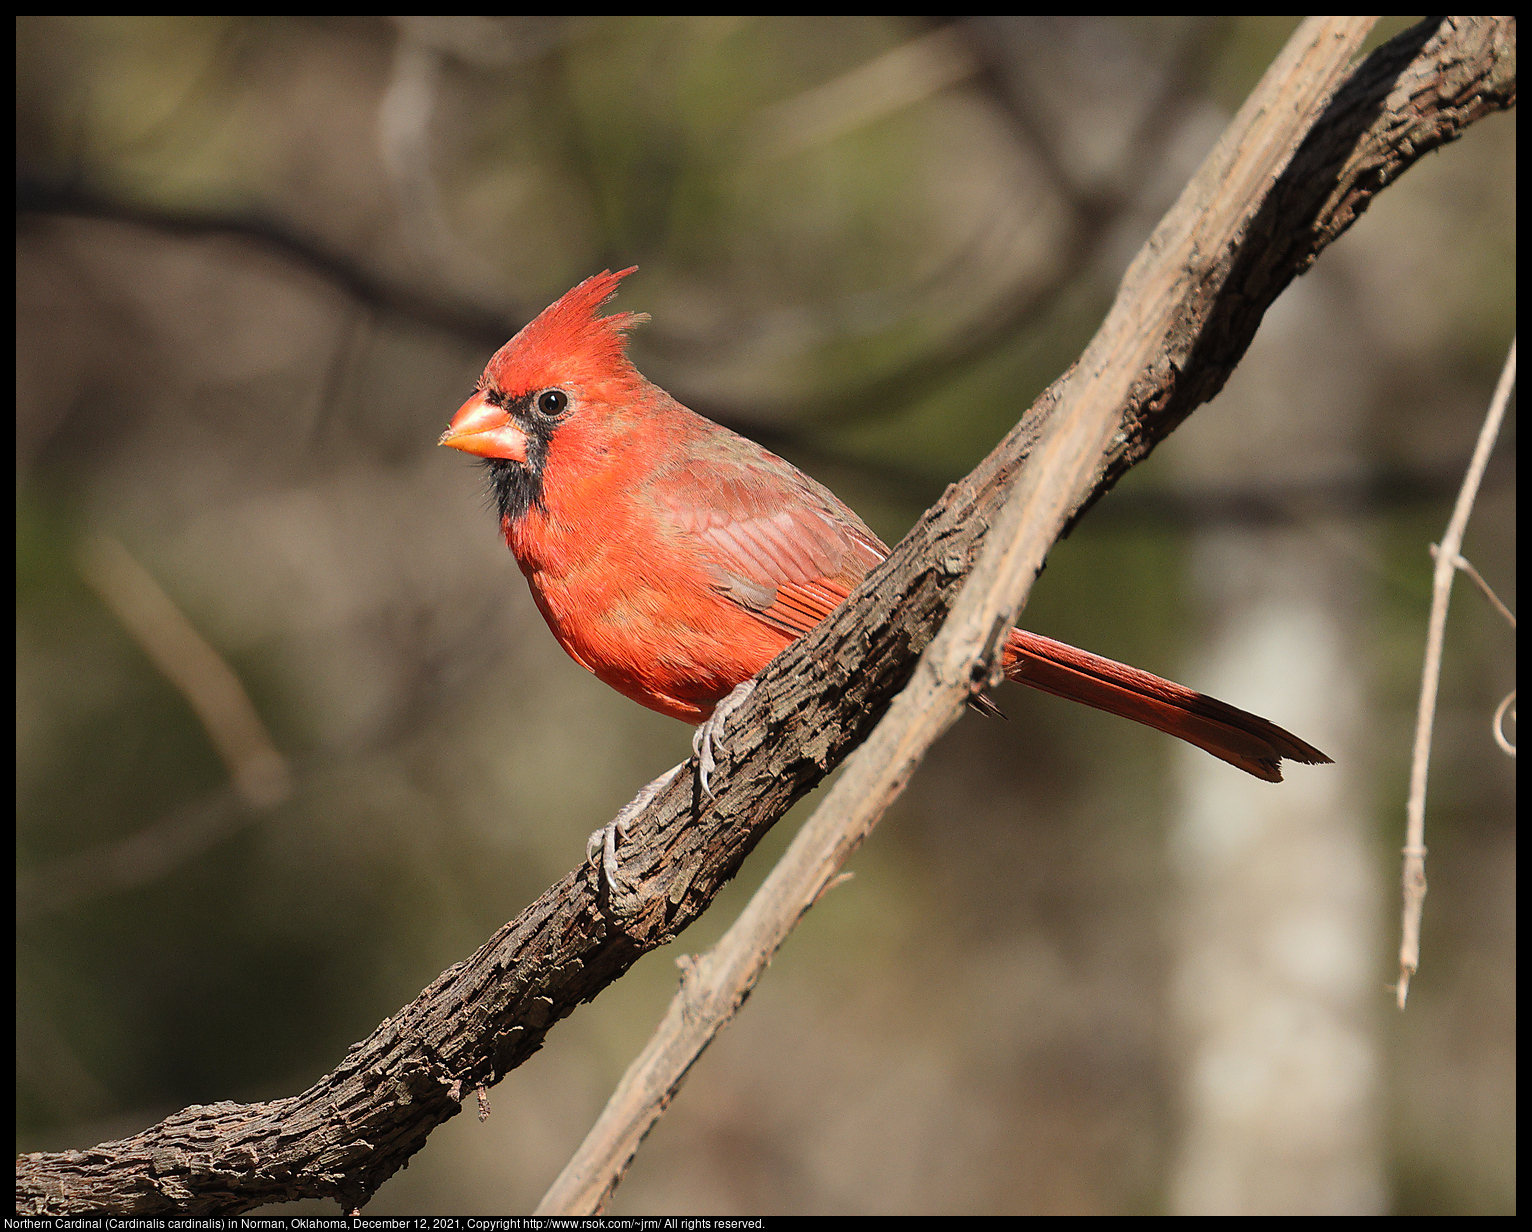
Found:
1397,338 -> 1516,1010
1428,543 -> 1517,629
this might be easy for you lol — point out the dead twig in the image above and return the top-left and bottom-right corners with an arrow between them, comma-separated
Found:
1396,338 -> 1516,1009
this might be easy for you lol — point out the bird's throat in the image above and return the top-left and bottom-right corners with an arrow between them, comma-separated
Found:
487,456 -> 544,523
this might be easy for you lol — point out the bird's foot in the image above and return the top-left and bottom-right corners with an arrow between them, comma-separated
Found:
587,761 -> 684,893
693,679 -> 756,797
586,678 -> 756,897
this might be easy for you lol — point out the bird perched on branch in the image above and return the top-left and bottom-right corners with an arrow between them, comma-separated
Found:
441,269 -> 1330,879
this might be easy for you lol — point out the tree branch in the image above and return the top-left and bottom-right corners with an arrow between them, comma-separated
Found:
16,15 -> 1515,1217
537,15 -> 1383,1212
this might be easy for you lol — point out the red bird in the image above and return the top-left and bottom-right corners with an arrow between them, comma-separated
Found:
442,270 -> 1329,863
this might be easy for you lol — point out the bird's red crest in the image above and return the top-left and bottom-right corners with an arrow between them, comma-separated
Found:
482,267 -> 648,397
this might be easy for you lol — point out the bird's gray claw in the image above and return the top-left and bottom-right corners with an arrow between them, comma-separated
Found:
589,761 -> 686,896
692,679 -> 756,798
586,817 -> 630,891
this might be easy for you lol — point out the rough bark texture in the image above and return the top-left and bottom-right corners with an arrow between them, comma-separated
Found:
16,15 -> 1514,1216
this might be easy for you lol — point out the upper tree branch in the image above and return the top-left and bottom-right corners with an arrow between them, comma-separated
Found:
16,15 -> 1515,1217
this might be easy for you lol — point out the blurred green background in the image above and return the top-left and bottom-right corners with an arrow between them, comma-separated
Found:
16,16 -> 1515,1215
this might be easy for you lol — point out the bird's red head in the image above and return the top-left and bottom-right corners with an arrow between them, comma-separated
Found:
439,267 -> 648,464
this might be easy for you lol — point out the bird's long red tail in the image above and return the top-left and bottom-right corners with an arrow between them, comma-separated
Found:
1001,629 -> 1331,782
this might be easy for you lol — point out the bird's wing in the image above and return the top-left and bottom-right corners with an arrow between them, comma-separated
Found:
654,455 -> 888,639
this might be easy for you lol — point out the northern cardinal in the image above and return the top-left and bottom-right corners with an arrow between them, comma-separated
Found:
442,270 -> 1329,862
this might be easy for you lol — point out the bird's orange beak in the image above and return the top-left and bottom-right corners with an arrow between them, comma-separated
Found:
439,391 -> 529,462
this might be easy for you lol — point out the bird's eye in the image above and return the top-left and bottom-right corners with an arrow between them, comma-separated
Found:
537,389 -> 570,417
